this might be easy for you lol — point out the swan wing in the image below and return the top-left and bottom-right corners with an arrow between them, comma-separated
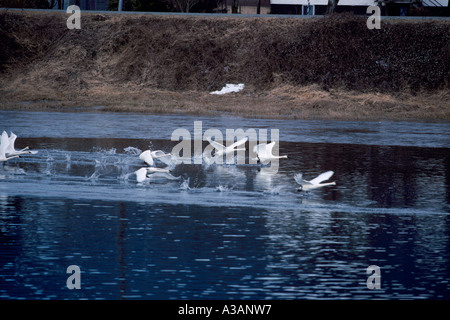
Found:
139,150 -> 154,166
227,137 -> 248,150
135,168 -> 148,183
151,150 -> 172,165
151,150 -> 169,158
0,131 -> 9,156
207,138 -> 225,151
157,155 -> 172,165
309,171 -> 334,185
253,143 -> 266,155
258,142 -> 276,158
266,141 -> 276,155
294,173 -> 311,185
7,132 -> 17,153
147,168 -> 180,180
158,172 -> 181,180
147,167 -> 170,174
253,143 -> 261,154
294,173 -> 303,185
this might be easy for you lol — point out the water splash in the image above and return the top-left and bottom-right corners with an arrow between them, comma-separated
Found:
95,158 -> 107,167
14,168 -> 27,175
124,146 -> 142,155
87,170 -> 100,182
45,151 -> 54,162
179,178 -> 191,191
119,172 -> 133,183
264,185 -> 284,195
216,185 -> 231,192
93,147 -> 117,155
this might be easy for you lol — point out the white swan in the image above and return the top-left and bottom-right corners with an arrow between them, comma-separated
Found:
294,170 -> 336,191
253,141 -> 287,163
139,149 -> 172,166
207,137 -> 248,157
6,132 -> 38,156
135,167 -> 180,183
0,131 -> 19,162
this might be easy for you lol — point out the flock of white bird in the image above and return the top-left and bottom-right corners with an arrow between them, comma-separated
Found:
1,130 -> 336,192
134,136 -> 336,192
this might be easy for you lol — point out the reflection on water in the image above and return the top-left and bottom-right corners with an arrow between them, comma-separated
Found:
0,110 -> 449,299
1,197 -> 449,300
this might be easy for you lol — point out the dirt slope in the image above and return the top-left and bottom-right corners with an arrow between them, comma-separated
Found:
0,10 -> 449,121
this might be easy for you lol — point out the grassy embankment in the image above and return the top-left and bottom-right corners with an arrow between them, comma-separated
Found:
0,10 -> 449,121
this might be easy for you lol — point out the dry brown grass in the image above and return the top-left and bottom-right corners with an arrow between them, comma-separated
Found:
2,84 -> 448,122
0,10 -> 449,122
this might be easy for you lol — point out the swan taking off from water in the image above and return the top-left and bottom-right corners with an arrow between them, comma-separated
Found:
207,137 -> 248,157
135,167 -> 180,183
6,132 -> 38,156
0,131 -> 19,162
294,170 -> 336,192
253,141 -> 287,163
139,150 -> 172,166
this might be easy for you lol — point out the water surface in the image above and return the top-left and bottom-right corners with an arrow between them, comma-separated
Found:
0,110 -> 449,300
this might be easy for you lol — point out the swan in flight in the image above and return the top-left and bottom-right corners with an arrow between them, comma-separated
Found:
6,132 -> 38,156
207,137 -> 248,157
139,149 -> 172,166
0,131 -> 19,162
135,167 -> 180,183
294,170 -> 336,192
253,141 -> 287,163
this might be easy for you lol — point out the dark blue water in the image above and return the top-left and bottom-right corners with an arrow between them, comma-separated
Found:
0,110 -> 449,300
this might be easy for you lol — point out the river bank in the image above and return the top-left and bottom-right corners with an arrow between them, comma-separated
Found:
0,10 -> 449,121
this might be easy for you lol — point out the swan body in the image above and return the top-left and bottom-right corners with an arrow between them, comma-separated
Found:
135,167 -> 180,183
0,131 -> 19,162
208,137 -> 248,157
294,171 -> 336,192
6,132 -> 38,156
253,141 -> 287,163
139,150 -> 172,166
